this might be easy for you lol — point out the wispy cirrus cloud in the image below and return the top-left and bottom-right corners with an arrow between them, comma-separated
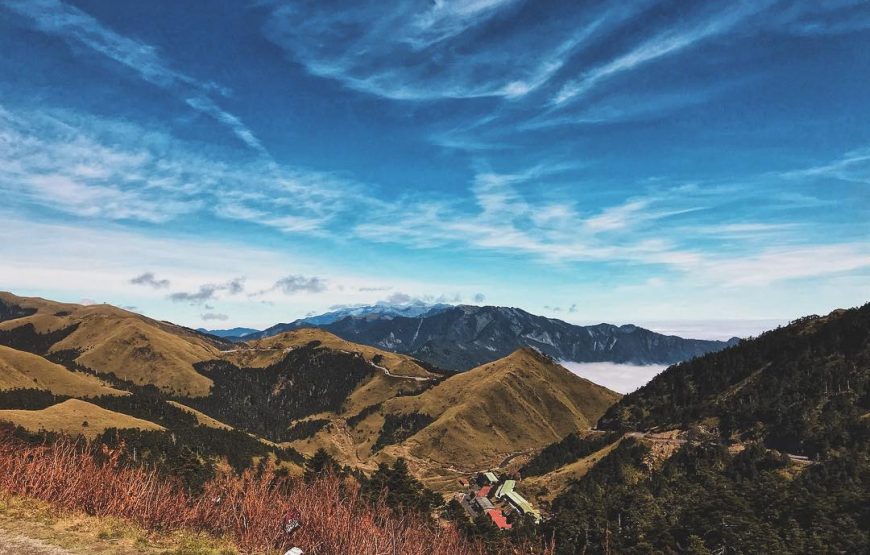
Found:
552,2 -> 770,106
767,0 -> 870,37
700,244 -> 870,287
356,153 -> 870,285
0,103 -> 370,233
779,147 -> 870,184
262,0 -> 645,101
2,0 -> 265,153
259,0 -> 869,150
357,165 -> 704,266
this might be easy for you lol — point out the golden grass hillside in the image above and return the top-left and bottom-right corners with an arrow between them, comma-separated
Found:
167,401 -> 233,430
233,328 -> 437,378
383,348 -> 621,469
292,348 -> 622,488
0,399 -> 164,439
0,292 -> 224,396
0,345 -> 125,397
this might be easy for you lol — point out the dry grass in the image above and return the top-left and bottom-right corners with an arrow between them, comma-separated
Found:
0,292 -> 219,397
0,492 -> 239,554
0,430 -> 550,554
167,401 -> 234,430
383,348 -> 621,468
0,399 -> 164,439
0,345 -> 124,397
237,328 -> 436,379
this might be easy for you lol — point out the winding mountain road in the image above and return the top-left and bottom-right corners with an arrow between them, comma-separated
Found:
369,361 -> 433,381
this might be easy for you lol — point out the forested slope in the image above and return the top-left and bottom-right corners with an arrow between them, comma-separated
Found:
599,304 -> 870,457
538,303 -> 869,554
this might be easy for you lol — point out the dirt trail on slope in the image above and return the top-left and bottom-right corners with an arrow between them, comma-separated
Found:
0,526 -> 72,555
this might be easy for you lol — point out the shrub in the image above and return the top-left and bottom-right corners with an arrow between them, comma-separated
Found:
0,429 -> 551,554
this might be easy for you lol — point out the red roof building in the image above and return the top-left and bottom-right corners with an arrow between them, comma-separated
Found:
485,509 -> 512,530
477,485 -> 492,498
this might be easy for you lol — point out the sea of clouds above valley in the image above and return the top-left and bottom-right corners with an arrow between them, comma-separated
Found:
559,361 -> 669,395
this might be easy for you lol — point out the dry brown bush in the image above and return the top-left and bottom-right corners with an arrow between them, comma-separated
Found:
0,430 -> 551,554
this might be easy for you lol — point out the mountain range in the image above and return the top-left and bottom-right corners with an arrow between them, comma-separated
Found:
0,291 -> 619,486
1,290 -> 866,553
231,304 -> 738,371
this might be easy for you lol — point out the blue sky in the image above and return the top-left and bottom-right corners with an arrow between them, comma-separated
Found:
0,0 -> 868,336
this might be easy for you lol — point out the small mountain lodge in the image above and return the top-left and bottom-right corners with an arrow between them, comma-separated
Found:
486,508 -> 512,530
458,471 -> 542,529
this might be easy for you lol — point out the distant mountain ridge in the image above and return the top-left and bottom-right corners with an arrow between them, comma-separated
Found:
249,304 -> 739,371
243,303 -> 452,339
196,327 -> 259,338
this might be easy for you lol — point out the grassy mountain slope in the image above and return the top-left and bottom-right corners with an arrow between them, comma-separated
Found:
0,292 -> 227,396
0,345 -> 124,397
378,348 -> 620,468
0,399 -> 164,438
523,436 -> 625,503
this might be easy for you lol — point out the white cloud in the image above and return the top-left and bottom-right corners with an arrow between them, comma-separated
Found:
699,244 -> 870,287
130,272 -> 170,289
201,312 -> 229,321
560,361 -> 668,394
271,275 -> 328,295
553,2 -> 771,105
3,0 -> 265,153
262,1 -> 644,102
0,104 -> 369,234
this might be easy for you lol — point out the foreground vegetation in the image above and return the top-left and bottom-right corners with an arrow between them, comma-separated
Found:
0,427 -> 552,554
0,491 -> 239,554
